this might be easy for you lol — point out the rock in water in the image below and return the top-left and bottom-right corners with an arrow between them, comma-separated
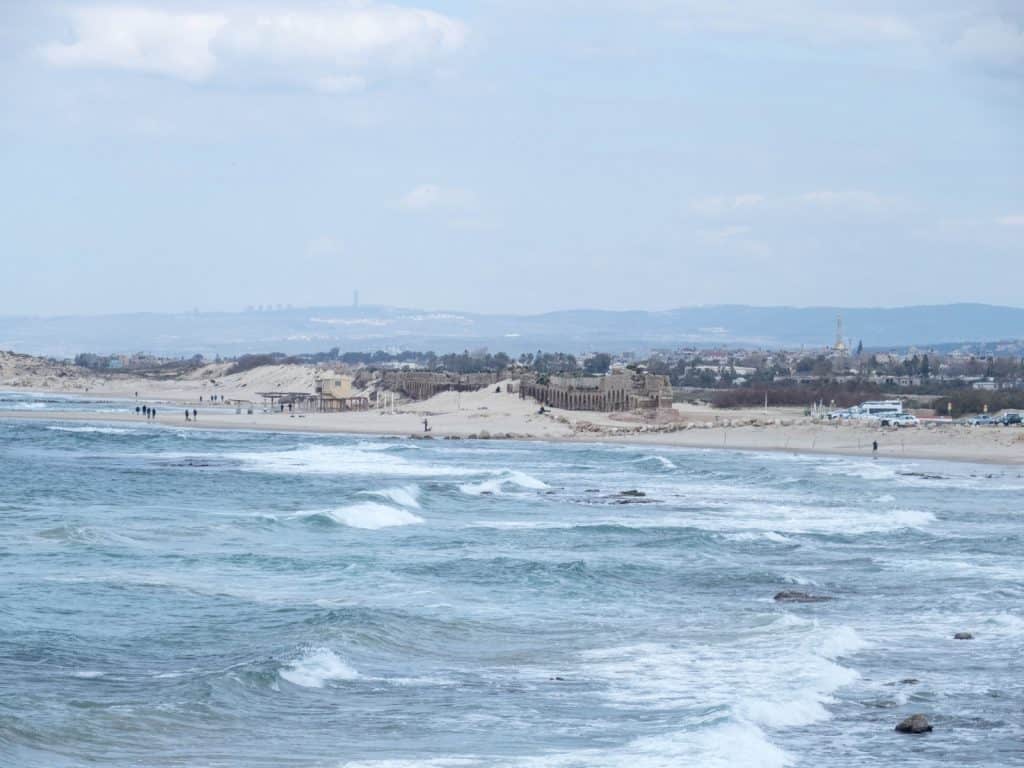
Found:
895,714 -> 933,734
773,591 -> 834,603
954,632 -> 974,640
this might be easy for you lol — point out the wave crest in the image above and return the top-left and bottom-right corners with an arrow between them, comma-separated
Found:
280,648 -> 359,688
459,470 -> 548,496
293,502 -> 424,530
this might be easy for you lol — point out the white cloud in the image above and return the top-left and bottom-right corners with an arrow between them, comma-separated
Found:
998,214 -> 1024,227
691,189 -> 903,217
690,193 -> 765,216
306,235 -> 344,258
399,184 -> 474,211
797,189 -> 900,213
42,7 -> 227,81
698,224 -> 751,242
313,74 -> 366,94
612,0 -> 921,47
954,17 -> 1024,68
219,6 -> 467,67
41,3 -> 469,85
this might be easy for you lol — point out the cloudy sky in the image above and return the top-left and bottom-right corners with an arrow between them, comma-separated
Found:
1,1 -> 1021,316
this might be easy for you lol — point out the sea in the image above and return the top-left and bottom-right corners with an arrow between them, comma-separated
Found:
1,393 -> 1022,767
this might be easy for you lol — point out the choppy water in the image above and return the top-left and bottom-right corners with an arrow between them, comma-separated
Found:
1,412 -> 1022,767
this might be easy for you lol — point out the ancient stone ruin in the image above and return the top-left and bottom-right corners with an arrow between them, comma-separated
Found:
519,371 -> 672,412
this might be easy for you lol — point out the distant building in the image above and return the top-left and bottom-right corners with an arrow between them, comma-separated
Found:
315,373 -> 354,399
832,314 -> 848,354
520,370 -> 672,412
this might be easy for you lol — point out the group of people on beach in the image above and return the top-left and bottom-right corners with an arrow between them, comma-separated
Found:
133,404 -> 200,422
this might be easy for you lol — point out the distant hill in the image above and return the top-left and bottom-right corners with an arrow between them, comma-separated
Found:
1,303 -> 1022,358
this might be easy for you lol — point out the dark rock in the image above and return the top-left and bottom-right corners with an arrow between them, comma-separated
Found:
774,590 -> 834,603
620,490 -> 646,497
549,676 -> 565,681
900,678 -> 920,685
895,714 -> 933,734
954,632 -> 974,640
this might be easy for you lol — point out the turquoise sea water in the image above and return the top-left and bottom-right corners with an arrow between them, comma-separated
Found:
1,404 -> 1022,766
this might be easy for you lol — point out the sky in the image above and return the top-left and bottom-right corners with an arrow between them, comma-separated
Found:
0,0 -> 1022,316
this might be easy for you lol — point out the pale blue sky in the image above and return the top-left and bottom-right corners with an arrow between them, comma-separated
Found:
1,0 -> 1021,316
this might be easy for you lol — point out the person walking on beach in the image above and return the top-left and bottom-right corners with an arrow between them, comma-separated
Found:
151,407 -> 157,420
185,409 -> 190,421
872,440 -> 878,457
192,408 -> 197,421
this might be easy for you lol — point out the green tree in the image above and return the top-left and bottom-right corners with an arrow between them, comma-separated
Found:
584,353 -> 612,375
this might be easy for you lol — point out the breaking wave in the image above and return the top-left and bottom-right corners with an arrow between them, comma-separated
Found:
362,485 -> 421,509
280,648 -> 359,688
459,470 -> 548,496
292,502 -> 424,530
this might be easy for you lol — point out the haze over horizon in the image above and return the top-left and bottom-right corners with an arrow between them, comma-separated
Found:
6,299 -> 1024,322
1,1 -> 1022,316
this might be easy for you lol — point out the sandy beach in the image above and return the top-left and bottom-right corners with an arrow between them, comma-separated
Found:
3,352 -> 1022,464
4,383 -> 1023,465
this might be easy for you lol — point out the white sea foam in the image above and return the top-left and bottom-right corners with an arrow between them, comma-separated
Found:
231,446 -> 472,478
459,470 -> 549,496
724,531 -> 793,544
341,720 -> 793,768
342,760 -> 479,768
280,648 -> 359,688
71,669 -> 105,679
678,502 -> 936,536
987,612 -> 1024,636
362,485 -> 421,509
47,425 -> 132,435
817,625 -> 869,659
293,502 -> 424,530
629,455 -> 678,470
582,623 -> 866,745
815,460 -> 898,481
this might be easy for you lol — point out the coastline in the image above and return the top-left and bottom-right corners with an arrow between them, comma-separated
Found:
5,405 -> 1023,467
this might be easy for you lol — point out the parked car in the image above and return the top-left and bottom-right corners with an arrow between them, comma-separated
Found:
881,413 -> 919,427
967,415 -> 997,426
828,410 -> 855,420
1001,412 -> 1022,426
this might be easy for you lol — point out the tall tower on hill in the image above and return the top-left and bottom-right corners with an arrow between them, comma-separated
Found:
834,314 -> 847,353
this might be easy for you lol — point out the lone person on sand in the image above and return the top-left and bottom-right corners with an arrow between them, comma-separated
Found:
872,440 -> 878,457
193,408 -> 197,421
185,409 -> 190,421
423,418 -> 430,433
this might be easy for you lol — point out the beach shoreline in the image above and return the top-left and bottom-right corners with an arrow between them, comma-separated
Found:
5,405 -> 1023,467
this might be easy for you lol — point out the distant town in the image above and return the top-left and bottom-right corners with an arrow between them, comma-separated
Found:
57,315 -> 1024,420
